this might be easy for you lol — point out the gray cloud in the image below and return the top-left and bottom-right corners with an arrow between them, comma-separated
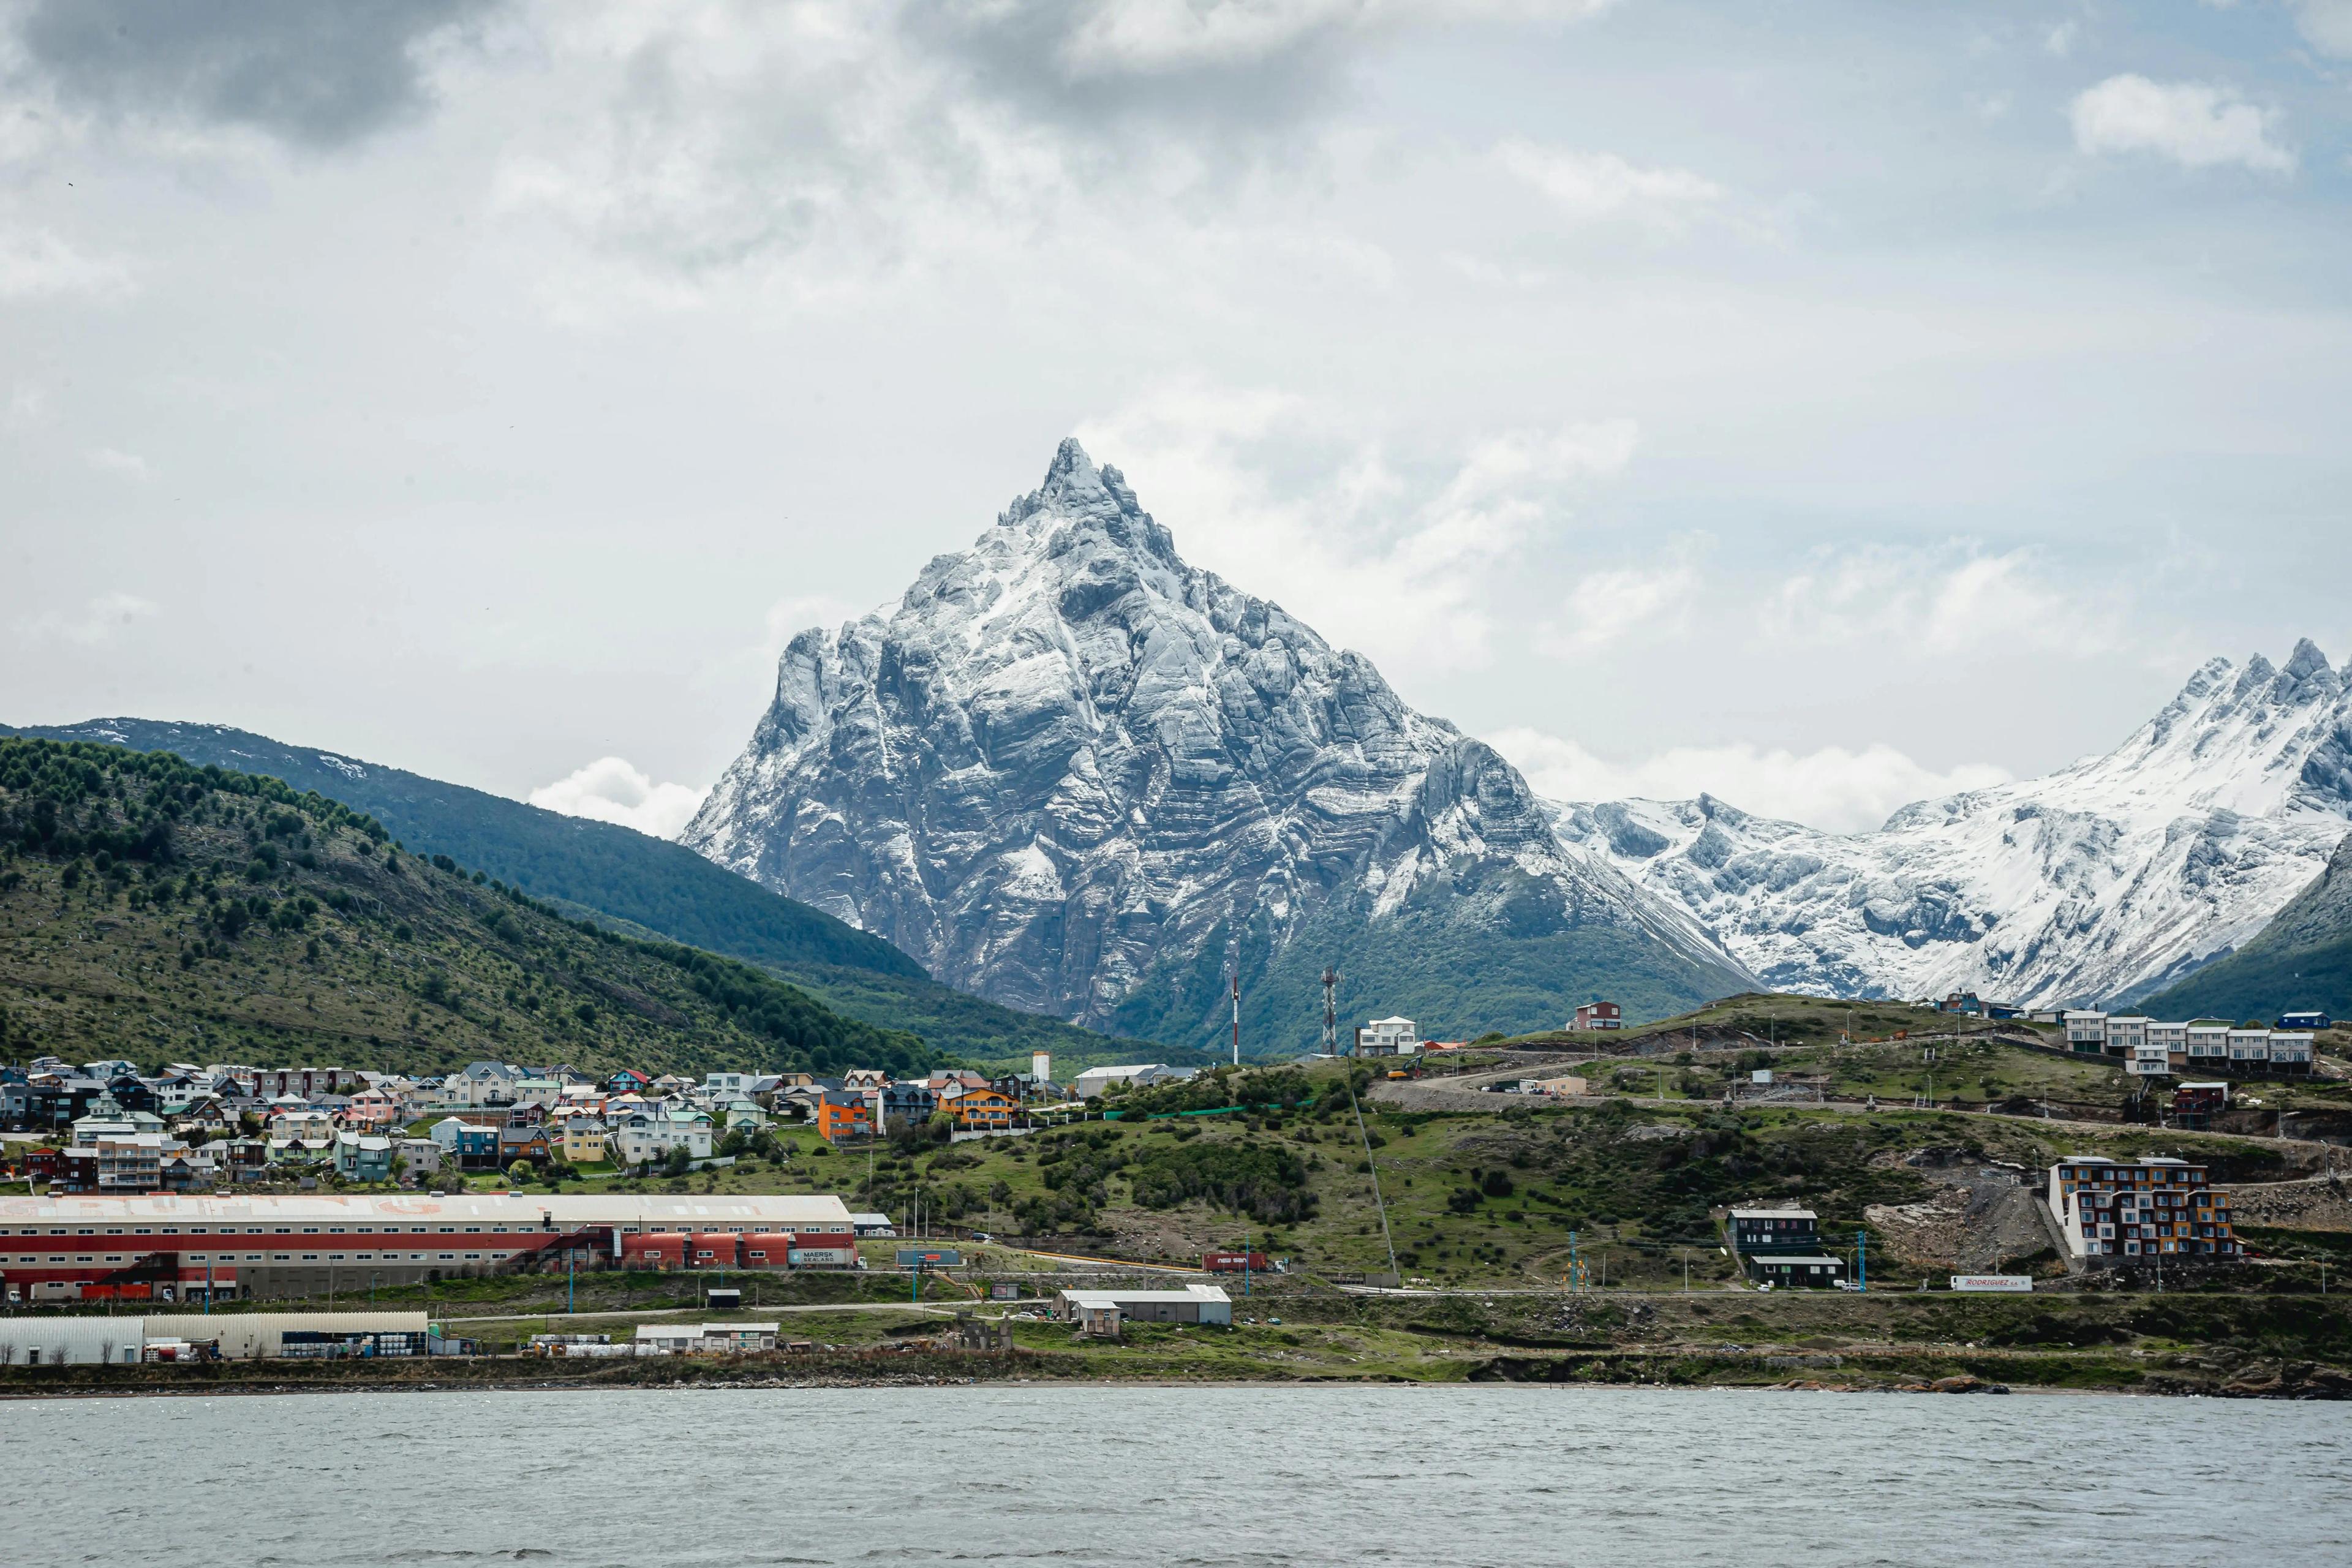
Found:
16,0 -> 503,148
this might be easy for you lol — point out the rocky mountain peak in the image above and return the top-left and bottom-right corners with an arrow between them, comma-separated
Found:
685,440 -> 1752,1045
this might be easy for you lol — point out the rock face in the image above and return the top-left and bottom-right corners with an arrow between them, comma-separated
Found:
1551,643 -> 2352,1006
2141,823 -> 2352,1021
685,440 -> 1754,1047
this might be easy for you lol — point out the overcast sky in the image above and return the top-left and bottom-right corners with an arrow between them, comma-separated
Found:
5,0 -> 2348,838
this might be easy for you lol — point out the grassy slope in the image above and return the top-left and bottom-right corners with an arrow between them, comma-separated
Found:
0,738 -> 938,1079
0,718 -> 1174,1066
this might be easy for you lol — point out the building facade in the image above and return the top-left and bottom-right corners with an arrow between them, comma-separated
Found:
2048,1156 -> 2239,1261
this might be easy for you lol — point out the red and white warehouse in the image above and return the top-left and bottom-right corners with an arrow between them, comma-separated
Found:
0,1192 -> 856,1303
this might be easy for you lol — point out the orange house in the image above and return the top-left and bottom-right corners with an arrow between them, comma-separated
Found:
951,1087 -> 1018,1131
816,1091 -> 872,1144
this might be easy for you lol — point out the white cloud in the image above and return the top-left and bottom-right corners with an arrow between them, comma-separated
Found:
2069,75 -> 2294,174
18,591 -> 159,647
0,227 -> 135,300
1759,542 -> 2127,658
85,447 -> 149,478
1486,726 -> 2015,834
2290,1 -> 2352,58
1495,138 -> 1725,227
1057,0 -> 1623,75
528,757 -> 709,839
4,384 -> 46,429
2043,20 -> 2080,56
1537,537 -> 1705,655
1074,381 -> 1635,677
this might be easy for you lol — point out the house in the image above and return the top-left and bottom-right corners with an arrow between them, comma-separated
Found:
815,1091 -> 872,1145
498,1124 -> 554,1166
513,1079 -> 562,1110
609,1110 -> 712,1167
1746,1254 -> 1848,1288
333,1131 -> 395,1183
951,1086 -> 1019,1131
1728,1207 -> 1823,1255
849,1211 -> 897,1238
557,1115 -> 609,1166
705,1071 -> 753,1098
2170,1082 -> 2231,1129
1569,1001 -> 1623,1031
447,1061 -> 522,1108
1355,1017 -> 1420,1057
394,1138 -> 443,1180
720,1099 -> 767,1131
2048,1155 -> 2238,1260
342,1088 -> 402,1129
878,1082 -> 938,1133
2278,1011 -> 2332,1031
428,1117 -> 503,1169
605,1069 -> 650,1096
1527,1075 -> 1589,1097
2062,1011 -> 2108,1054
1051,1284 -> 1232,1326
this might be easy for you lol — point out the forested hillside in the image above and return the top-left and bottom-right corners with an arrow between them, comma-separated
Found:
2,719 -> 1180,1068
0,739 -> 939,1080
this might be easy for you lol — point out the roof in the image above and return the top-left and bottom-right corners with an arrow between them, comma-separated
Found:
1057,1284 -> 1231,1306
1752,1254 -> 1843,1267
0,1193 -> 855,1227
1729,1208 -> 1818,1221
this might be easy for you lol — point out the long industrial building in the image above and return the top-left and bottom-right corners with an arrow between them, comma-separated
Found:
0,1192 -> 855,1303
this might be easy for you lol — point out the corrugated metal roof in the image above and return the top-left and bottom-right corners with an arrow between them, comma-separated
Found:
0,1193 -> 851,1226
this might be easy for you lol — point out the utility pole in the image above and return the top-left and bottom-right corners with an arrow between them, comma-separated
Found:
1856,1231 -> 1866,1292
1681,1249 -> 1689,1292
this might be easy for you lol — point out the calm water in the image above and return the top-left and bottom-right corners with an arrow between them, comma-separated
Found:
3,1385 -> 2346,1566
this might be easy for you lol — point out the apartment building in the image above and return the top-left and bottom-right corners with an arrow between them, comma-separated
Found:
1356,1017 -> 1420,1057
2052,1013 -> 2312,1076
2048,1156 -> 2239,1261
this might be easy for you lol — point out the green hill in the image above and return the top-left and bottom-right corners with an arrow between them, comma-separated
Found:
2143,829 -> 2352,1023
1,719 -> 1176,1069
0,737 -> 939,1080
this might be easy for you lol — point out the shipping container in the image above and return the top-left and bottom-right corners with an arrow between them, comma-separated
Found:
1203,1251 -> 1269,1273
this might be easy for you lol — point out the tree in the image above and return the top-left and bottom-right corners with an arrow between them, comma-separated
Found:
507,1159 -> 534,1187
662,1142 -> 693,1177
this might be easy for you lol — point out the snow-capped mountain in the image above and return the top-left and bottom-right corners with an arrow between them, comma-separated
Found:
1550,642 -> 2352,1006
685,440 -> 1753,1047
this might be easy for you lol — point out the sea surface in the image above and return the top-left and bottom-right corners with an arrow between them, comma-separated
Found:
4,1384 -> 2346,1567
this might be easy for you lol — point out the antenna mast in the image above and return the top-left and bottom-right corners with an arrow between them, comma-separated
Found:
1321,965 -> 1340,1056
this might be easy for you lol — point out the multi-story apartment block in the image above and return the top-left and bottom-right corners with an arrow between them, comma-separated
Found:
2185,1025 -> 2231,1064
2048,1156 -> 2239,1261
2106,1016 -> 2150,1054
2063,1011 -> 2108,1052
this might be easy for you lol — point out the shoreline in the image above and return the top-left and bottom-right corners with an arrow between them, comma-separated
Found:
2,1352 -> 2338,1401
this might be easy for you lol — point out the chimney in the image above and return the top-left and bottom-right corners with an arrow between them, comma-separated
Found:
1032,1050 -> 1051,1083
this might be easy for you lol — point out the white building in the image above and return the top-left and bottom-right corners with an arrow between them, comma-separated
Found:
2063,1011 -> 2108,1050
608,1110 -> 712,1167
1356,1017 -> 1420,1057
1069,1064 -> 1182,1099
2105,1016 -> 2150,1053
1051,1283 -> 1232,1326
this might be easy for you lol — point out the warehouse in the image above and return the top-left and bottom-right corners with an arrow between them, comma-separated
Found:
0,1311 -> 431,1365
1052,1284 -> 1232,1325
0,1193 -> 854,1302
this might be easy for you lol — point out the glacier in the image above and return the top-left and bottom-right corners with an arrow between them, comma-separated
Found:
1547,640 -> 2352,1006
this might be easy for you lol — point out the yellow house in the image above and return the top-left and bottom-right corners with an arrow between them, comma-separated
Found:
559,1116 -> 610,1166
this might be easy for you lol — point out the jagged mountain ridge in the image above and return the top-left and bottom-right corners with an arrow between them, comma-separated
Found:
2141,827 -> 2352,1022
685,440 -> 1754,1047
1549,641 -> 2352,1007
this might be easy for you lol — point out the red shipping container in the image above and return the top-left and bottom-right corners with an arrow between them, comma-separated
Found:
1203,1251 -> 1269,1273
